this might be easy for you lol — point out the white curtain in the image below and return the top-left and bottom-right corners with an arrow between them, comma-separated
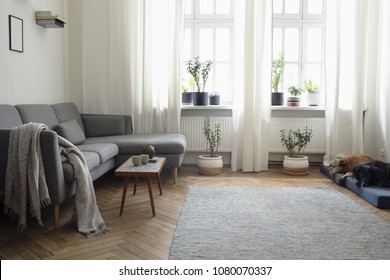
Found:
83,0 -> 183,133
324,0 -> 389,164
231,0 -> 272,172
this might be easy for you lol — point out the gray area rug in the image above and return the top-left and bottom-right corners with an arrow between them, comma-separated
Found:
169,186 -> 390,260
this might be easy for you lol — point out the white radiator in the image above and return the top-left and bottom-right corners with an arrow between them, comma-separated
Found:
181,116 -> 325,154
180,117 -> 233,152
269,118 -> 326,154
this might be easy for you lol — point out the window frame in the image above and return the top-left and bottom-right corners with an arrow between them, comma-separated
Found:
273,0 -> 326,97
183,0 -> 235,104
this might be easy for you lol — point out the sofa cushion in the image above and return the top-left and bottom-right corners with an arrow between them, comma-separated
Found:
76,143 -> 119,163
0,105 -> 23,128
82,115 -> 127,137
54,119 -> 86,145
83,133 -> 187,155
62,151 -> 100,182
16,104 -> 59,129
52,102 -> 85,133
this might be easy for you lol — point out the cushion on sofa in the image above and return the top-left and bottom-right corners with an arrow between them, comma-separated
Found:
16,104 -> 59,129
0,105 -> 23,128
76,143 -> 119,163
83,133 -> 187,155
82,115 -> 128,138
52,102 -> 85,133
54,119 -> 86,145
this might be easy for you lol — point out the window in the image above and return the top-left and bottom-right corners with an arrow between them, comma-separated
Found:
273,0 -> 326,96
183,0 -> 234,103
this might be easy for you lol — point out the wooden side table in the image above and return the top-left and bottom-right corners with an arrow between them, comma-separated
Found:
115,157 -> 166,217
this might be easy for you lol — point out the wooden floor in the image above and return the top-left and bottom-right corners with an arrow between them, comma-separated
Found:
1,165 -> 390,260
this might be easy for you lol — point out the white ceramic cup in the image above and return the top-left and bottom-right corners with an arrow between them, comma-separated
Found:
132,156 -> 141,166
140,154 -> 149,164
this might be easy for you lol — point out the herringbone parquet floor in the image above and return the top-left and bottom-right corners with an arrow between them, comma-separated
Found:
1,166 -> 389,260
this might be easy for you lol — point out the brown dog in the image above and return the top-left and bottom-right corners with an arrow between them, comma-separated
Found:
330,154 -> 374,176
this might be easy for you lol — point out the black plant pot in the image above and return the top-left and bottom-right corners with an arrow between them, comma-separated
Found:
272,92 -> 284,106
193,92 -> 209,106
181,92 -> 193,105
209,95 -> 220,105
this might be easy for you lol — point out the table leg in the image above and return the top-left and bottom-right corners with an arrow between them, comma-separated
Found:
119,176 -> 129,216
146,177 -> 156,217
133,176 -> 138,195
157,175 -> 163,195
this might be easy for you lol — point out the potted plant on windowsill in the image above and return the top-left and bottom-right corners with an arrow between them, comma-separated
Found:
209,92 -> 220,105
181,77 -> 195,105
186,57 -> 213,106
287,86 -> 303,107
272,52 -> 285,106
198,116 -> 223,175
303,79 -> 320,106
280,127 -> 313,175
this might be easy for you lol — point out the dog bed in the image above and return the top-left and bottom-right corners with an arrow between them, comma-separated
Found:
320,164 -> 390,209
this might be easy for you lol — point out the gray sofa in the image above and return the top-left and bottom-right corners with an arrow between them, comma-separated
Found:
0,102 -> 186,228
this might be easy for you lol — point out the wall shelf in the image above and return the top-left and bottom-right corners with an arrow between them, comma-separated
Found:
36,11 -> 67,28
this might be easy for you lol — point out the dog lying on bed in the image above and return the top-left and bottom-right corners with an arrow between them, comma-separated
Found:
330,154 -> 374,178
352,160 -> 390,187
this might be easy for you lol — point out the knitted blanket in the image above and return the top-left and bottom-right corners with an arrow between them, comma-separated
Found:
58,136 -> 108,237
4,123 -> 108,237
4,123 -> 50,231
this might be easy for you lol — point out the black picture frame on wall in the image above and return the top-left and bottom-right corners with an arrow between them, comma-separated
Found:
9,15 -> 24,53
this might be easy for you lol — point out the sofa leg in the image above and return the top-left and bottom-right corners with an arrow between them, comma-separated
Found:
53,204 -> 59,229
172,167 -> 178,184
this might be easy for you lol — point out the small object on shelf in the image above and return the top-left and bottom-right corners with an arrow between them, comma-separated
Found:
36,11 -> 67,28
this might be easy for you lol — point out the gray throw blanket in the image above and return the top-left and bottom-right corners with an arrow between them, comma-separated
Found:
4,123 -> 50,231
57,136 -> 108,237
4,122 -> 108,237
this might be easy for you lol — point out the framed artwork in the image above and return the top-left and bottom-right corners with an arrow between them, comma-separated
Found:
9,15 -> 24,53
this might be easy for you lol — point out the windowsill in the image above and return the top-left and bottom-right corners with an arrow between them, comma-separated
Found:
181,104 -> 325,111
181,105 -> 233,110
271,105 -> 325,111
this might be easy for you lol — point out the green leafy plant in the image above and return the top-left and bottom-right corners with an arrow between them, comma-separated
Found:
202,116 -> 221,157
272,52 -> 285,92
186,57 -> 213,92
287,86 -> 304,97
280,127 -> 313,158
303,79 -> 320,93
181,77 -> 195,93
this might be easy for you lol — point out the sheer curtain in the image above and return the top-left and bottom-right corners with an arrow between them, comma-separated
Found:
231,0 -> 272,172
324,0 -> 388,164
83,0 -> 183,133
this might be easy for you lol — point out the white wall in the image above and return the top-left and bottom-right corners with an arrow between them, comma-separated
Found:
0,0 -> 68,105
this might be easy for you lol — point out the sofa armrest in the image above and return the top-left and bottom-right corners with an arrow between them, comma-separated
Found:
1,129 -> 68,205
81,114 -> 133,138
40,130 -> 68,205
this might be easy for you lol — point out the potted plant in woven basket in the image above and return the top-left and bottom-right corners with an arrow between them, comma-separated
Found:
198,116 -> 223,175
280,127 -> 313,175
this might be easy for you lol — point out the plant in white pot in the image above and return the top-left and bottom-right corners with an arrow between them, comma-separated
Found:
287,86 -> 303,107
186,57 -> 213,106
303,79 -> 320,106
198,116 -> 223,175
280,127 -> 313,175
